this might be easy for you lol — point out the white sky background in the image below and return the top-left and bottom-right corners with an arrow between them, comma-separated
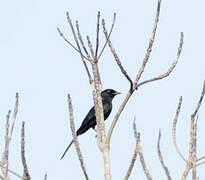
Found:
0,0 -> 205,179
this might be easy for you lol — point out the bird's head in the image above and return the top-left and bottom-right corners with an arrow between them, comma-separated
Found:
101,89 -> 121,99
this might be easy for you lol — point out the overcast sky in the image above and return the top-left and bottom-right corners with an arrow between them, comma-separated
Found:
0,0 -> 205,179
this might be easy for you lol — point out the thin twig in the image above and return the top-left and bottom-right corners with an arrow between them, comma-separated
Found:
182,165 -> 191,180
182,81 -> 205,179
133,121 -> 153,180
2,110 -> 11,179
102,18 -> 133,89
76,22 -> 92,61
124,119 -> 140,180
44,172 -> 47,180
136,32 -> 184,89
21,122 -> 31,180
182,116 -> 195,179
67,94 -> 89,180
138,137 -> 153,180
95,11 -> 100,59
98,13 -> 116,60
157,129 -> 172,180
57,27 -> 89,60
197,156 -> 205,162
192,118 -> 197,180
0,162 -> 23,179
134,0 -> 161,85
10,93 -> 19,136
197,160 -> 205,167
66,12 -> 93,84
1,93 -> 20,180
192,81 -> 205,117
172,96 -> 187,162
2,93 -> 19,180
191,81 -> 205,179
87,36 -> 95,59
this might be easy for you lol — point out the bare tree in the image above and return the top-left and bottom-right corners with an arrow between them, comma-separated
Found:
57,0 -> 195,179
1,0 -> 205,179
0,93 -> 31,180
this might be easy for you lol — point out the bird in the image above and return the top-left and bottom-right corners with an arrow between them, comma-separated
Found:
60,89 -> 121,159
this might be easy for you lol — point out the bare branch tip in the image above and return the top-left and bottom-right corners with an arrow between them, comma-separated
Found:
102,19 -> 105,25
57,27 -> 61,34
202,80 -> 205,92
7,110 -> 11,116
113,13 -> 116,21
179,96 -> 183,102
67,94 -> 71,99
133,117 -> 137,127
159,128 -> 161,136
157,0 -> 162,12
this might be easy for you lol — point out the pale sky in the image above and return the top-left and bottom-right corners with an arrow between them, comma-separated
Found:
0,0 -> 205,179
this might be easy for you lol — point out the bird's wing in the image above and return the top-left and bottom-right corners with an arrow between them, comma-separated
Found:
80,106 -> 95,127
78,99 -> 112,134
102,99 -> 112,120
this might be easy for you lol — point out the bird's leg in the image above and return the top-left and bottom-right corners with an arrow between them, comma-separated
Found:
92,127 -> 98,138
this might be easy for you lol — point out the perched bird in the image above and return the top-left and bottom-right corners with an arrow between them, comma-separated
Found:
60,89 -> 121,159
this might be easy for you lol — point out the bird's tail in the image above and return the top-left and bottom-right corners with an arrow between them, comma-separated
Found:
60,139 -> 74,160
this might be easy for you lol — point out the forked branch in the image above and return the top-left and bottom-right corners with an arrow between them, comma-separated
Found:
66,12 -> 93,83
134,0 -> 161,85
107,0 -> 164,145
180,81 -> 205,179
136,32 -> 184,89
124,119 -> 140,180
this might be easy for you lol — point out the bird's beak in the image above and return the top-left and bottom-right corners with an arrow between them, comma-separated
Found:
114,91 -> 121,95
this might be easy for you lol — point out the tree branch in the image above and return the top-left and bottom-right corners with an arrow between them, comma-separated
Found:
21,122 -> 31,180
2,93 -> 19,180
136,32 -> 184,89
157,129 -> 172,180
75,21 -> 92,61
44,172 -> 47,180
95,11 -> 100,59
124,119 -> 140,180
68,94 -> 89,180
1,110 -> 11,180
172,96 -> 187,162
57,27 -> 89,60
66,12 -> 93,83
102,18 -> 133,89
107,0 -> 162,145
98,13 -> 116,60
182,81 -> 205,179
134,0 -> 161,86
138,136 -> 153,180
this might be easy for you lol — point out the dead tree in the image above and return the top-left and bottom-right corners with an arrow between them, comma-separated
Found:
57,0 -> 189,179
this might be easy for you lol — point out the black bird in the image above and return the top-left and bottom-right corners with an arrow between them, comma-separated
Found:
60,89 -> 121,159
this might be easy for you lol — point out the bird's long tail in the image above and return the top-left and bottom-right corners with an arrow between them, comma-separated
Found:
60,139 -> 74,160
